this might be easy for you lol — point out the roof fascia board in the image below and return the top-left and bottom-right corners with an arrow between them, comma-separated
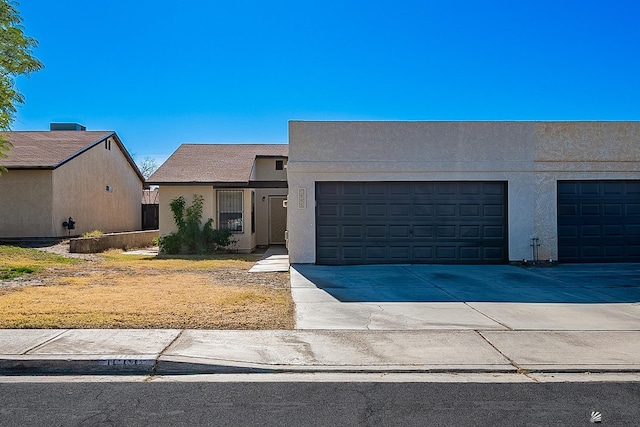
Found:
5,166 -> 55,170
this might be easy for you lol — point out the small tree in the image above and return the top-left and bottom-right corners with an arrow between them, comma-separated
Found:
138,156 -> 158,180
0,1 -> 44,173
159,194 -> 234,254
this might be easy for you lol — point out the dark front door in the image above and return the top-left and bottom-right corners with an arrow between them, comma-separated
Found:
316,181 -> 508,265
558,180 -> 640,263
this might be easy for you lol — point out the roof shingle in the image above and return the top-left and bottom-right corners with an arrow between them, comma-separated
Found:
148,144 -> 288,184
1,131 -> 114,168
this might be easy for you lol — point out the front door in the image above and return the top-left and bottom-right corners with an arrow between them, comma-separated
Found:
269,196 -> 287,244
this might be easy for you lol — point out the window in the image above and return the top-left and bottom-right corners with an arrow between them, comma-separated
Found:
218,190 -> 243,233
275,159 -> 284,170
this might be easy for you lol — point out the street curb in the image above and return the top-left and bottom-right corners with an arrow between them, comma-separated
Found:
2,357 -> 640,376
0,358 -> 156,376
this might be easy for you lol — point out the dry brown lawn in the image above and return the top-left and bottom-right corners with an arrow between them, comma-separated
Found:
0,246 -> 293,329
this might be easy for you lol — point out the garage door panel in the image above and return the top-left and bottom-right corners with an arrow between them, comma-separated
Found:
460,183 -> 482,195
483,205 -> 504,216
604,204 -> 623,215
436,246 -> 457,259
484,247 -> 505,260
318,204 -> 339,217
342,204 -> 363,217
413,226 -> 434,238
460,247 -> 480,260
436,204 -> 456,216
414,204 -> 434,216
483,182 -> 505,195
627,204 -> 640,215
604,225 -> 624,236
484,225 -> 505,238
460,225 -> 480,238
436,226 -> 457,238
389,225 -> 410,238
460,205 -> 481,216
390,204 -> 411,216
316,181 -> 507,264
366,226 -> 386,238
317,183 -> 339,196
365,247 -> 386,259
558,180 -> 640,263
390,246 -> 410,259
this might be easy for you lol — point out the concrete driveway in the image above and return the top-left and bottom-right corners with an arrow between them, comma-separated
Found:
291,263 -> 640,330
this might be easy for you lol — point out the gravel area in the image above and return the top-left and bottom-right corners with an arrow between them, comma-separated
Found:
34,241 -> 103,262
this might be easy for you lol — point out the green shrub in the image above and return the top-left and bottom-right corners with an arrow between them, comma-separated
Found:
158,233 -> 182,254
202,219 -> 234,253
151,237 -> 159,246
160,194 -> 236,254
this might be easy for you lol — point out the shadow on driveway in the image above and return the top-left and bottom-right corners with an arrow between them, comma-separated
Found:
292,264 -> 640,304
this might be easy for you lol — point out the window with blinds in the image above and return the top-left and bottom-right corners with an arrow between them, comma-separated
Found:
218,190 -> 243,233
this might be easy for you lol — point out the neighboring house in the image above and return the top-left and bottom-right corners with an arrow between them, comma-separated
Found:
0,123 -> 145,238
148,144 -> 288,252
287,121 -> 640,265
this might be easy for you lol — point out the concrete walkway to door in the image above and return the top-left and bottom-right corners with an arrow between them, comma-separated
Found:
249,245 -> 289,272
291,263 -> 640,330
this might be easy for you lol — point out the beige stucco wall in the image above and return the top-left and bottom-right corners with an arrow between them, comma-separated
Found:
52,137 -> 142,237
287,121 -> 640,264
252,158 -> 288,181
0,169 -> 54,237
158,185 -> 215,237
158,185 -> 289,252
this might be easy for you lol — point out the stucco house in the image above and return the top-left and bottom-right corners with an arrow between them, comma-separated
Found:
148,144 -> 288,252
0,124 -> 144,238
286,121 -> 640,265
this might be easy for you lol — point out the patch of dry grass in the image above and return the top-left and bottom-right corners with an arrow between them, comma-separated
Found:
0,246 -> 293,329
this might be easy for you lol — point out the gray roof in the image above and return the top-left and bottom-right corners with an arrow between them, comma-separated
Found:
1,130 -> 115,168
0,130 -> 145,183
148,144 -> 288,184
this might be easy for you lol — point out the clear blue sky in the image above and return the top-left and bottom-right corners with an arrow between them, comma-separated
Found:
12,0 -> 640,164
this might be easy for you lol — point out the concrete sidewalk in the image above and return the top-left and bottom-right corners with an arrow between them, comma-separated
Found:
248,245 -> 289,272
1,329 -> 639,376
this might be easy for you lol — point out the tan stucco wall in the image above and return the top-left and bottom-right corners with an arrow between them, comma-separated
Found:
253,158 -> 288,181
158,185 -> 215,237
52,137 -> 143,237
158,185 -> 288,252
287,121 -> 640,264
0,169 -> 53,237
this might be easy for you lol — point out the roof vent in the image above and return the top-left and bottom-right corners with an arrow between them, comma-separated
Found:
50,123 -> 86,131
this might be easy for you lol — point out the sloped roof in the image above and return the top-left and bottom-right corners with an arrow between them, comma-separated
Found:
148,144 -> 288,184
1,130 -> 115,168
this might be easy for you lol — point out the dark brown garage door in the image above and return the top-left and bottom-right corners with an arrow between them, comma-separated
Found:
558,180 -> 640,263
316,182 -> 508,265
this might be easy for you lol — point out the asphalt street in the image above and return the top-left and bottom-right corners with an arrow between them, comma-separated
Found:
1,380 -> 639,426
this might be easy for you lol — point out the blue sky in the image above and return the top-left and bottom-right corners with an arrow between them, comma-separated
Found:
12,0 -> 640,164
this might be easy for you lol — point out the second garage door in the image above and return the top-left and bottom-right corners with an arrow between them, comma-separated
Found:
558,180 -> 640,263
316,181 -> 507,265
